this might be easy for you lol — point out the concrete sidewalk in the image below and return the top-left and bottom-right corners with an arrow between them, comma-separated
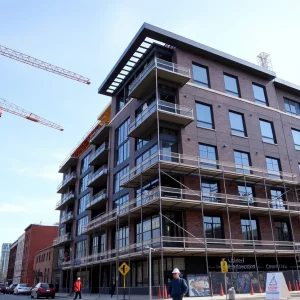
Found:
55,291 -> 300,300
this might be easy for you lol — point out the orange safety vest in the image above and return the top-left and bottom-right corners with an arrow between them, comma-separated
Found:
74,281 -> 82,292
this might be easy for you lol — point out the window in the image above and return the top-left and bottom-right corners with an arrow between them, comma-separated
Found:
284,98 -> 300,116
196,103 -> 214,129
253,83 -> 268,105
229,111 -> 246,137
204,216 -> 222,238
266,157 -> 281,179
260,120 -> 276,144
136,178 -> 158,206
80,153 -> 91,174
114,226 -> 129,249
113,194 -> 129,214
78,193 -> 90,214
192,64 -> 209,88
136,133 -> 154,150
100,234 -> 106,252
275,221 -> 290,241
77,216 -> 88,235
241,218 -> 259,240
201,181 -> 219,202
136,216 -> 160,243
238,185 -> 254,206
199,144 -> 217,169
75,240 -> 87,259
234,151 -> 251,174
136,144 -> 158,165
224,74 -> 240,97
292,129 -> 300,150
79,173 -> 90,193
92,233 -> 106,254
114,165 -> 129,194
115,119 -> 130,165
270,189 -> 285,210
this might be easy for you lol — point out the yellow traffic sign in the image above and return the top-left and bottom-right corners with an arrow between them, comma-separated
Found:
220,258 -> 228,273
118,262 -> 130,276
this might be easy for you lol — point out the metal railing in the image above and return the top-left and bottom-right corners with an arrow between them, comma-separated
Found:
55,192 -> 75,209
89,142 -> 108,163
86,189 -> 107,209
53,232 -> 71,246
60,211 -> 74,223
87,165 -> 108,186
57,172 -> 76,191
129,58 -> 191,94
128,100 -> 193,134
120,151 -> 298,186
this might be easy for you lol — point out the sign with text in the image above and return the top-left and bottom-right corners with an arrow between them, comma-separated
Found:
265,272 -> 290,300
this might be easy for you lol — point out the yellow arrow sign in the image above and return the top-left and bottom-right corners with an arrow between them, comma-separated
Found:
118,262 -> 130,276
220,259 -> 228,273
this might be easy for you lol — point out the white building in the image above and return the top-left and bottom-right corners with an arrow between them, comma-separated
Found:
13,234 -> 25,284
0,243 -> 11,282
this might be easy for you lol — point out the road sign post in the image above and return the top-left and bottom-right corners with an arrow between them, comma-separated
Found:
221,259 -> 228,300
118,262 -> 130,300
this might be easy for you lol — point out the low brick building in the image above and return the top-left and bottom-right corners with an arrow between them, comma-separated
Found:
33,246 -> 54,285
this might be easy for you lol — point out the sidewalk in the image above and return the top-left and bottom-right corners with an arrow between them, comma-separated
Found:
56,291 -> 300,300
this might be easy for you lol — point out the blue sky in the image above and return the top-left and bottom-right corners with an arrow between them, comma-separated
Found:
1,0 -> 300,247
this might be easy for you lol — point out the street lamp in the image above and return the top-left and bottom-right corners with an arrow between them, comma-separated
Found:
145,246 -> 155,300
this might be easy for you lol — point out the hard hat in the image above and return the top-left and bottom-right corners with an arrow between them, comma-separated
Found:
77,277 -> 81,280
172,268 -> 180,274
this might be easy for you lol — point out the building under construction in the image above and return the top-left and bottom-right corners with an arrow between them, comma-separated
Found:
55,23 -> 300,296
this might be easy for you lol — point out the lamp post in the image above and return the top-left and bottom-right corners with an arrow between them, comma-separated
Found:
145,246 -> 155,300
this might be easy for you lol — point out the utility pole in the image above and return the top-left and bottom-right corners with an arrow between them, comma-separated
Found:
145,246 -> 155,300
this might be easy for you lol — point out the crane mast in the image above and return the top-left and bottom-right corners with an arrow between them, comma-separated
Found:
0,97 -> 63,131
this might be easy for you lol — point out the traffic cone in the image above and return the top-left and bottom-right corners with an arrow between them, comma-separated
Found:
258,283 -> 263,293
250,283 -> 254,295
157,285 -> 162,299
288,281 -> 292,292
220,283 -> 224,296
296,280 -> 299,291
164,285 -> 168,298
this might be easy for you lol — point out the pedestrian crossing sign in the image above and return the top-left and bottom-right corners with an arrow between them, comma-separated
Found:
118,262 -> 130,276
220,258 -> 228,273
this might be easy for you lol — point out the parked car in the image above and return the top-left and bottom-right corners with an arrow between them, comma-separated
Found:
0,283 -> 7,294
8,283 -> 17,294
31,283 -> 55,299
14,283 -> 31,295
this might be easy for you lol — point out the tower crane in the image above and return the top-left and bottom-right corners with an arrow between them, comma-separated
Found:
0,44 -> 91,85
0,97 -> 63,131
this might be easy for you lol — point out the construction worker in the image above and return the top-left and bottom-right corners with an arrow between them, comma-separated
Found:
74,277 -> 82,300
167,268 -> 188,300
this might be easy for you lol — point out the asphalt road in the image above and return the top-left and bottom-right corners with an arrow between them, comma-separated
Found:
0,295 -> 58,300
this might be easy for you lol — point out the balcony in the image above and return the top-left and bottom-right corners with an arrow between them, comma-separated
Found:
87,165 -> 108,187
60,211 -> 74,224
86,189 -> 108,210
89,143 -> 109,166
57,172 -> 77,194
128,100 -> 194,139
58,156 -> 78,173
129,58 -> 191,99
53,233 -> 72,246
120,151 -> 298,188
90,125 -> 110,145
55,192 -> 76,210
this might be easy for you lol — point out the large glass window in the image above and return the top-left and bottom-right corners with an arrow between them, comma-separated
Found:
77,216 -> 88,236
115,119 -> 130,165
114,165 -> 129,194
204,216 -> 222,239
229,111 -> 247,137
238,185 -> 254,206
284,98 -> 300,116
266,157 -> 281,179
113,194 -> 129,214
252,83 -> 268,105
241,218 -> 259,240
201,181 -> 219,202
79,173 -> 90,193
136,144 -> 158,166
270,189 -> 285,210
114,227 -> 129,249
292,129 -> 300,150
136,178 -> 158,206
75,240 -> 87,259
260,120 -> 276,144
192,64 -> 209,88
224,74 -> 240,97
92,233 -> 106,254
78,193 -> 90,214
136,216 -> 160,243
196,103 -> 214,129
275,221 -> 290,241
80,153 -> 91,174
199,144 -> 217,169
234,151 -> 251,174
116,94 -> 126,113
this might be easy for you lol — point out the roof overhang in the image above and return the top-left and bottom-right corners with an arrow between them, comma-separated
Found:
274,78 -> 300,96
98,23 -> 276,96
